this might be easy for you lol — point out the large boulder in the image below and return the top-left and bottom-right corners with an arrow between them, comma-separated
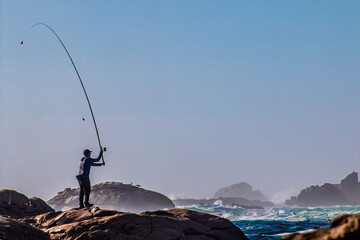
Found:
0,189 -> 54,219
48,182 -> 175,212
0,216 -> 50,240
214,182 -> 267,201
281,213 -> 360,240
21,207 -> 249,240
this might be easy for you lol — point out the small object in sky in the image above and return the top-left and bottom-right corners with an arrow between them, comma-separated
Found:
21,41 -> 24,45
82,117 -> 85,121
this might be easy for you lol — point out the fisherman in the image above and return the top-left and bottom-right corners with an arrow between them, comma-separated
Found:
76,148 -> 104,208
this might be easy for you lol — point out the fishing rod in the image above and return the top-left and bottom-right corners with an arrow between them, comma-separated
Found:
32,23 -> 106,163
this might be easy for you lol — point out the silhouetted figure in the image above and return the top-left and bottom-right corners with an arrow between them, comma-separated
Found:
76,148 -> 104,208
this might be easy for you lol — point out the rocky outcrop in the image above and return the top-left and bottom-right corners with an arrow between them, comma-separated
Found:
174,197 -> 275,209
20,207 -> 249,240
285,172 -> 360,207
340,171 -> 360,205
285,183 -> 349,207
0,216 -> 50,240
214,182 -> 268,201
176,182 -> 275,209
340,172 -> 358,192
0,189 -> 54,219
48,182 -> 175,212
281,213 -> 360,240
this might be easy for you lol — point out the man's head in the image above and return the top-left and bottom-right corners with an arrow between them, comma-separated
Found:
83,149 -> 92,157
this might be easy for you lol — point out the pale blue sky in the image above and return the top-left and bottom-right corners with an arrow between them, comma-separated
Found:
1,1 -> 359,202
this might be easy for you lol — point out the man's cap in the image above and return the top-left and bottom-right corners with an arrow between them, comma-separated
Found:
83,149 -> 92,156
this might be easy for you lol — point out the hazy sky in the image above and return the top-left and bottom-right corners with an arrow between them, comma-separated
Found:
1,1 -> 359,203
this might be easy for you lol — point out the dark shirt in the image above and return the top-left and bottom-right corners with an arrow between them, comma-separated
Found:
78,152 -> 102,176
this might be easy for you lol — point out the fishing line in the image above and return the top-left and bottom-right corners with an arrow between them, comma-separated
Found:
31,23 -> 106,163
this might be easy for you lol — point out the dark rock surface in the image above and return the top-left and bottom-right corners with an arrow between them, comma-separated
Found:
21,207 -> 249,240
285,183 -> 349,207
0,216 -> 50,240
339,171 -> 360,205
48,182 -> 175,212
0,189 -> 54,219
281,213 -> 360,240
214,182 -> 268,201
285,172 -> 360,207
173,197 -> 275,209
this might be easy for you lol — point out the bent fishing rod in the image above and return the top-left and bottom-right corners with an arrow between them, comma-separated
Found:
32,23 -> 106,163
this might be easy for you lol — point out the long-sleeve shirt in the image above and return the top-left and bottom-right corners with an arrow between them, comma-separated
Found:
77,152 -> 103,177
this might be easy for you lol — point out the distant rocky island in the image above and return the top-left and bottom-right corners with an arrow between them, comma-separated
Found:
285,172 -> 360,207
214,182 -> 268,201
174,181 -> 275,209
48,182 -> 174,212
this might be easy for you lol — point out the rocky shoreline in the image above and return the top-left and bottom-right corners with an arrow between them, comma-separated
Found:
0,188 -> 248,240
2,173 -> 360,240
2,207 -> 248,240
2,203 -> 360,240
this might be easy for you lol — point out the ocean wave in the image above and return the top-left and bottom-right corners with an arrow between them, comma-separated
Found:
180,203 -> 360,222
178,204 -> 360,240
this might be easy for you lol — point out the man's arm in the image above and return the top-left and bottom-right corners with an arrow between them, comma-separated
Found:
91,149 -> 104,162
91,162 -> 105,166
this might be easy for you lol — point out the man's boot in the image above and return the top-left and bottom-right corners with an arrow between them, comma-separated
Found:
85,202 -> 93,207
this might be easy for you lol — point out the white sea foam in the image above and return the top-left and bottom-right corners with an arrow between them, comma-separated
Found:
168,193 -> 186,200
276,229 -> 317,238
179,204 -> 360,222
269,189 -> 298,205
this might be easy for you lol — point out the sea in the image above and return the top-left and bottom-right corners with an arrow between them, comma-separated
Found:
182,202 -> 360,240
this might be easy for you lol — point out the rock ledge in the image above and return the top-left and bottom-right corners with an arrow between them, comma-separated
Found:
20,207 -> 249,240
